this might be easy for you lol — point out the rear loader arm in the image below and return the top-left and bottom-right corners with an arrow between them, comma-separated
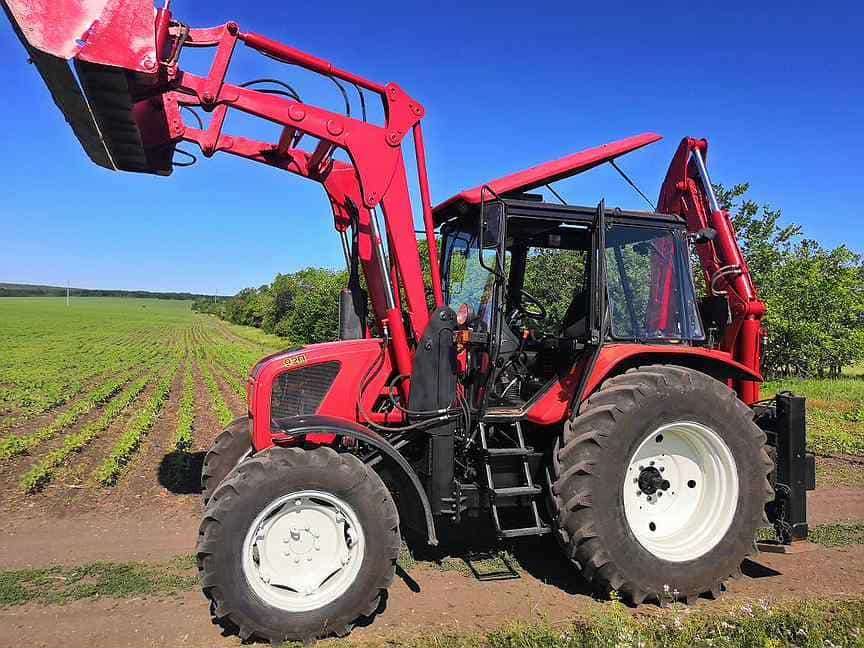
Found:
658,137 -> 766,404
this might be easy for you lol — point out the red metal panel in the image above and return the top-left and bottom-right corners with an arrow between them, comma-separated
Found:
250,339 -> 394,451
2,0 -> 156,71
433,133 -> 662,221
525,344 -> 763,425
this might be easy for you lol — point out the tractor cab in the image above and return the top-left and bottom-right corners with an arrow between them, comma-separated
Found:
439,196 -> 705,410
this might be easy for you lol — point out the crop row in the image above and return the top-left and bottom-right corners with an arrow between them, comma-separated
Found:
172,363 -> 196,451
21,375 -> 151,493
200,360 -> 233,428
95,360 -> 180,486
0,376 -> 127,462
0,341 -> 170,461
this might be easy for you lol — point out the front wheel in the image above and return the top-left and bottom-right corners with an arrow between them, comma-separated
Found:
552,365 -> 773,604
197,446 -> 400,643
201,416 -> 252,504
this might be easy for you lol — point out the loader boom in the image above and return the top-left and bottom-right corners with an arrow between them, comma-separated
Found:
658,138 -> 766,402
2,0 -> 445,389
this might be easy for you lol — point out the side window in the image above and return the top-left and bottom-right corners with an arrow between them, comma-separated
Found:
444,233 -> 498,324
604,226 -> 704,340
604,242 -> 652,338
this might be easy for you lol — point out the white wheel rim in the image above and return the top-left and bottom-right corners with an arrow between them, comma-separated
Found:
242,490 -> 365,612
622,421 -> 738,562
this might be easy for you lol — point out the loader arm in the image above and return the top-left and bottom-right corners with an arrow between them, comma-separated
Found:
2,0 -> 446,387
658,137 -> 766,404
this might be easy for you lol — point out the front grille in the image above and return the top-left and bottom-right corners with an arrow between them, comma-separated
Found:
270,362 -> 341,420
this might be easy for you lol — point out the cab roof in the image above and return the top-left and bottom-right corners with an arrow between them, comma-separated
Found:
432,132 -> 662,225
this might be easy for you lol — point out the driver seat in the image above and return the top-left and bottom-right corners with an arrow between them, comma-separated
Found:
561,289 -> 589,339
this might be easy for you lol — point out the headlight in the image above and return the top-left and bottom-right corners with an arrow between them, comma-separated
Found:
456,302 -> 476,327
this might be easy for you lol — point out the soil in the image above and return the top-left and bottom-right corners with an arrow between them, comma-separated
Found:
1,363 -> 862,646
1,543 -> 864,648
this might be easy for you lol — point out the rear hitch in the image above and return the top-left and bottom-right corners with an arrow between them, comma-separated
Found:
754,393 -> 816,549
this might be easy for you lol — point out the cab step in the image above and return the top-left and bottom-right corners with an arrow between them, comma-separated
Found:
480,421 -> 550,539
493,486 -> 542,498
486,447 -> 533,457
499,525 -> 552,539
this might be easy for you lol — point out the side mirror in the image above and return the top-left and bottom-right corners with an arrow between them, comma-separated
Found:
690,227 -> 717,245
481,200 -> 504,249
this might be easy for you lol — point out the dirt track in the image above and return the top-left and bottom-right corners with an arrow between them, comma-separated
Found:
0,486 -> 863,647
1,542 -> 864,648
2,486 -> 863,569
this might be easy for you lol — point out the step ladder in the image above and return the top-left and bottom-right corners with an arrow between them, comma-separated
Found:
479,421 -> 551,539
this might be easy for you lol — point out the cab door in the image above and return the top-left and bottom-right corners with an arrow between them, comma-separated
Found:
588,199 -> 607,344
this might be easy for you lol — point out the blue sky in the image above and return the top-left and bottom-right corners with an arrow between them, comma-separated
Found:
1,1 -> 861,294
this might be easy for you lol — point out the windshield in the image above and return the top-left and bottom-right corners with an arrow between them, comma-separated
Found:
443,229 -> 498,324
604,224 -> 704,340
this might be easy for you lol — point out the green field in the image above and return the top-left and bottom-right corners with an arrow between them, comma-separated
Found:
1,297 -> 861,494
0,297 -> 283,492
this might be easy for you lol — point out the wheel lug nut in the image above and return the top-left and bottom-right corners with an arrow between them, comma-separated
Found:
659,466 -> 664,472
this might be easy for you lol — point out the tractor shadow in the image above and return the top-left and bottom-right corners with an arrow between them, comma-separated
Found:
402,520 -> 594,597
157,450 -> 205,494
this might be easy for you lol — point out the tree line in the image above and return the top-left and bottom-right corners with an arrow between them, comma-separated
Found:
193,184 -> 864,379
1,282 -> 215,300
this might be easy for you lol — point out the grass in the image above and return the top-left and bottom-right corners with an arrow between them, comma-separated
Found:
0,555 -> 196,607
328,598 -> 864,648
809,522 -> 864,547
817,459 -> 864,488
764,370 -> 864,456
3,554 -> 862,648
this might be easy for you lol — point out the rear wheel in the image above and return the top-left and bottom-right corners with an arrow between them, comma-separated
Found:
201,416 -> 252,503
551,364 -> 772,603
197,446 -> 400,643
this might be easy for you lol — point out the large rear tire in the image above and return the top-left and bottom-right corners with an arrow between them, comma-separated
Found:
551,365 -> 772,604
197,446 -> 400,643
201,416 -> 252,504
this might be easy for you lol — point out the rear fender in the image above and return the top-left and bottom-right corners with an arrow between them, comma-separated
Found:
524,344 -> 762,426
270,414 -> 438,546
583,344 -> 762,402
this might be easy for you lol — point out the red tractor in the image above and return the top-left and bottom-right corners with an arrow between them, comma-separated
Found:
4,0 -> 815,642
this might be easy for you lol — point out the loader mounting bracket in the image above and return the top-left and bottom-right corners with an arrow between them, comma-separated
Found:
755,393 -> 816,544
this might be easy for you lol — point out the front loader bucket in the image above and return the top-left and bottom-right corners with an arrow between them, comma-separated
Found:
2,0 -> 173,174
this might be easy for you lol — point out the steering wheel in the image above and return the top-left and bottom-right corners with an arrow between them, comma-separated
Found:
512,288 -> 547,322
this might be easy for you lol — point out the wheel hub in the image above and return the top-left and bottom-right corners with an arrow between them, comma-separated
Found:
637,466 -> 670,495
622,421 -> 739,562
242,491 -> 365,612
